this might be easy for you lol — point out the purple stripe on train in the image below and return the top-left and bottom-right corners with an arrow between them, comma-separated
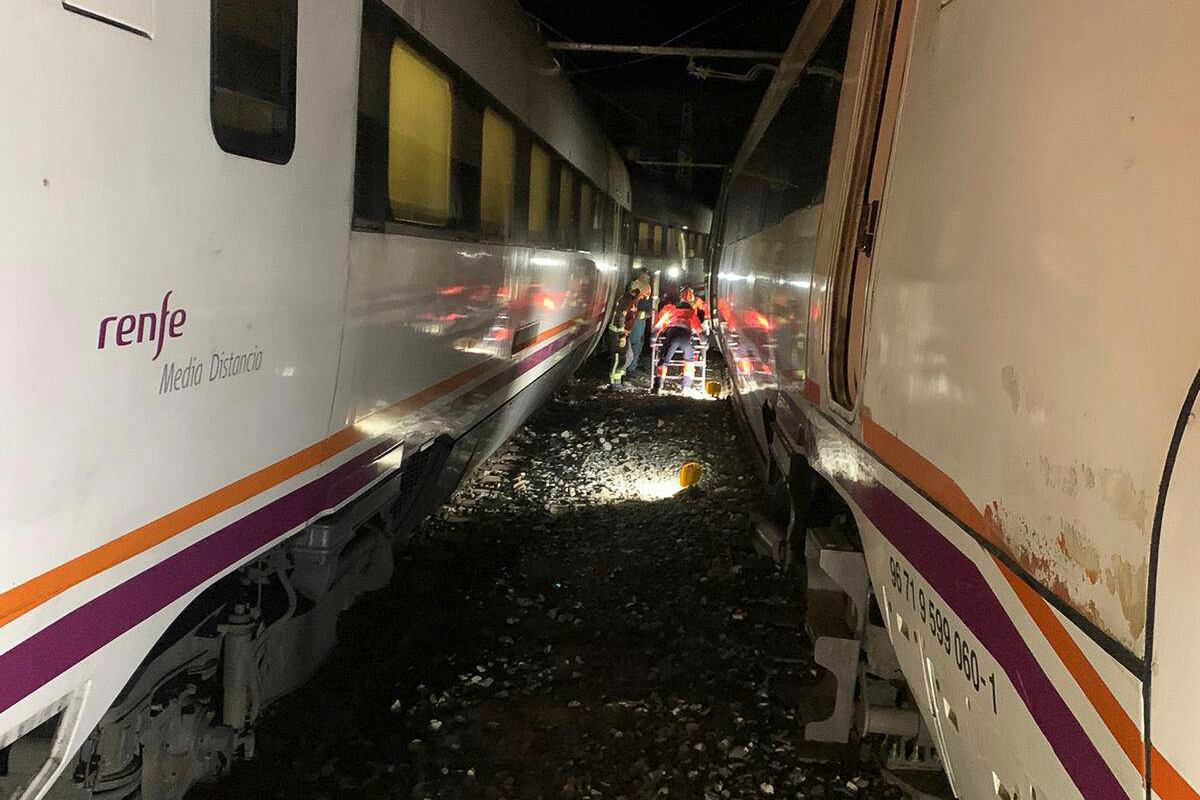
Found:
842,479 -> 1128,799
0,437 -> 393,714
0,321 -> 597,716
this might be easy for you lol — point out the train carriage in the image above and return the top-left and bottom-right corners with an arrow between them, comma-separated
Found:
713,0 -> 1200,798
0,1 -> 631,797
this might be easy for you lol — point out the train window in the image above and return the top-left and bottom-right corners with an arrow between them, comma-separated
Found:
767,7 -> 853,229
578,183 -> 594,250
210,0 -> 297,164
652,224 -> 663,256
387,40 -> 452,226
481,109 -> 515,237
637,221 -> 650,255
528,143 -> 552,238
557,167 -> 576,246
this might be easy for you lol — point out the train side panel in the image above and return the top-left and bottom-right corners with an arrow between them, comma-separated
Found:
0,0 -> 357,608
716,207 -> 820,458
330,233 -> 617,468
0,0 -> 361,768
0,1 -> 628,796
848,1 -> 1200,789
714,0 -> 1200,797
861,0 -> 1200,657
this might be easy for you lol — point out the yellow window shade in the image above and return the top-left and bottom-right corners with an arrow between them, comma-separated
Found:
529,144 -> 552,237
652,224 -> 663,255
578,183 -> 593,248
388,39 -> 451,226
638,221 -> 650,254
558,168 -> 574,243
481,109 -> 515,236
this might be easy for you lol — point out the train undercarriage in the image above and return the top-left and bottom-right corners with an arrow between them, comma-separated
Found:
743,398 -> 949,798
2,438 -> 456,800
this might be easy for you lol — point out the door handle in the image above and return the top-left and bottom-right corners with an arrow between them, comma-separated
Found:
858,199 -> 881,258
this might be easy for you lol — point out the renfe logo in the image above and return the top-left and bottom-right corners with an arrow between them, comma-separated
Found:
97,291 -> 187,361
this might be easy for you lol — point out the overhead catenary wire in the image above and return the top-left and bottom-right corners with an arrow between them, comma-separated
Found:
576,83 -> 676,146
521,0 -> 800,182
522,8 -> 591,77
521,8 -> 578,44
549,43 -> 783,60
660,0 -> 757,47
690,0 -> 808,47
563,0 -> 758,76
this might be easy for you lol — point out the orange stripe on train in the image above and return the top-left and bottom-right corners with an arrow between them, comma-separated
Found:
0,316 -> 587,631
995,557 -> 1145,776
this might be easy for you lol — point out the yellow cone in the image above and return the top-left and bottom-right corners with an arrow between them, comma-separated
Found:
678,461 -> 702,489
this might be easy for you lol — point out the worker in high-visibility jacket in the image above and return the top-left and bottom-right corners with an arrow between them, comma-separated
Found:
651,296 -> 703,393
680,286 -> 710,327
607,285 -> 641,386
623,274 -> 653,378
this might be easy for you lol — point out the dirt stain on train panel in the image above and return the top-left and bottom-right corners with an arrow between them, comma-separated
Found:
987,499 -> 1147,646
861,409 -> 1149,645
1039,455 -> 1150,535
1057,519 -> 1101,584
1001,365 -> 1020,414
1097,468 -> 1151,535
1104,555 -> 1148,641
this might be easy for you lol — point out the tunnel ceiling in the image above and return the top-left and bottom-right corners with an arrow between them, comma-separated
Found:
518,0 -> 810,208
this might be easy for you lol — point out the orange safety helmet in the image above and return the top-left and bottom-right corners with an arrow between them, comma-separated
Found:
679,286 -> 696,304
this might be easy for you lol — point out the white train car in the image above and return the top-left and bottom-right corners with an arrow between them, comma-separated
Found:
0,1 -> 630,797
714,1 -> 1200,798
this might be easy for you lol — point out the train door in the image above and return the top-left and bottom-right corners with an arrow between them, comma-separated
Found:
827,0 -> 916,412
